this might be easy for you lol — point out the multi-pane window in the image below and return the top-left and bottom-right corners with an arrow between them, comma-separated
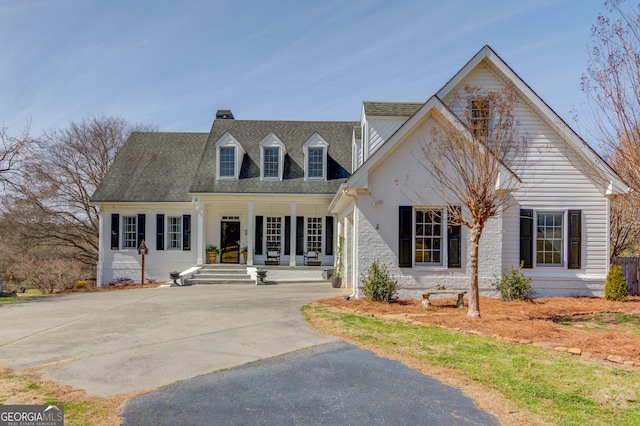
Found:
219,147 -> 235,177
537,212 -> 563,266
122,216 -> 137,249
415,209 -> 442,266
168,216 -> 182,249
307,217 -> 322,253
266,217 -> 282,250
263,147 -> 279,178
308,148 -> 323,178
470,98 -> 490,138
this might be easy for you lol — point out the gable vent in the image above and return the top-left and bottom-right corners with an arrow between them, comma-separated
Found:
216,109 -> 235,120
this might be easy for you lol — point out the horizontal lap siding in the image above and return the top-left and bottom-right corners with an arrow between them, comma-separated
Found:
447,65 -> 609,296
367,118 -> 407,159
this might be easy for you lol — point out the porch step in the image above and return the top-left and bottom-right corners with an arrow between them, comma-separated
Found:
183,264 -> 253,285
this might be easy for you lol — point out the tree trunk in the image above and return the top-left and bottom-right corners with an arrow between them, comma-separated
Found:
467,225 -> 482,318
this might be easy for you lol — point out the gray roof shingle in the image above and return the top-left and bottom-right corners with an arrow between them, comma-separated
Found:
190,119 -> 358,194
91,132 -> 209,202
363,101 -> 423,118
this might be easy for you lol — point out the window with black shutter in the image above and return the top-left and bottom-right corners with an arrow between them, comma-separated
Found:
156,214 -> 164,250
398,206 -> 412,267
568,210 -> 581,269
111,213 -> 120,250
255,216 -> 263,255
520,209 -> 533,268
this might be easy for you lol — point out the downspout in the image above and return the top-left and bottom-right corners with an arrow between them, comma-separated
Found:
343,188 -> 358,298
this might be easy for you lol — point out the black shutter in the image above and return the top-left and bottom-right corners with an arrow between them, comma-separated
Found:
296,216 -> 304,255
325,216 -> 334,256
284,216 -> 291,255
183,215 -> 191,251
255,216 -> 263,255
156,214 -> 165,250
447,206 -> 461,268
111,213 -> 120,250
399,206 -> 412,267
568,210 -> 581,269
520,209 -> 533,268
137,214 -> 146,248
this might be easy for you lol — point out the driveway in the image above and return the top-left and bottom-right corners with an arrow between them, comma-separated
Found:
0,283 -> 343,396
121,341 -> 499,426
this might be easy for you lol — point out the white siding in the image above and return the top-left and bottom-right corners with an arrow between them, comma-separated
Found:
364,118 -> 407,162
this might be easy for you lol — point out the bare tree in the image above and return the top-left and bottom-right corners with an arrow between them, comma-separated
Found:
2,115 -> 155,270
0,123 -> 34,190
418,85 -> 526,318
581,0 -> 640,253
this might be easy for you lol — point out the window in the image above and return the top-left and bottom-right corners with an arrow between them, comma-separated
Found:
259,133 -> 286,180
307,217 -> 322,253
470,98 -> 490,138
263,147 -> 279,178
122,216 -> 137,249
168,216 -> 182,249
536,212 -> 563,266
266,217 -> 282,250
215,132 -> 244,180
307,148 -> 323,178
303,133 -> 328,180
219,147 -> 235,177
414,209 -> 442,266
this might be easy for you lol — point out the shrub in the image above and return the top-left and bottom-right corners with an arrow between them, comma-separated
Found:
361,260 -> 397,303
10,257 -> 82,295
75,280 -> 87,289
493,262 -> 533,301
604,264 -> 628,301
107,277 -> 134,287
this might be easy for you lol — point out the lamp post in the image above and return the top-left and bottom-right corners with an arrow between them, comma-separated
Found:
138,240 -> 149,284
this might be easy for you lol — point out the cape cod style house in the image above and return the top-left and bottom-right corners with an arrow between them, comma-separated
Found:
91,46 -> 628,297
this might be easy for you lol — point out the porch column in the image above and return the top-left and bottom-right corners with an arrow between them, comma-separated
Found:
289,202 -> 297,266
337,219 -> 343,269
247,202 -> 254,266
196,202 -> 205,265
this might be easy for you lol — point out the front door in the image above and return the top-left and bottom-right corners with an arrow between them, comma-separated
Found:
221,221 -> 240,263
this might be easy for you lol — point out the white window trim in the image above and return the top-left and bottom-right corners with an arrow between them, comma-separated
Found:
122,215 -> 137,250
259,133 -> 286,180
413,207 -> 447,269
215,132 -> 245,180
303,133 -> 329,181
534,210 -> 565,268
167,216 -> 182,250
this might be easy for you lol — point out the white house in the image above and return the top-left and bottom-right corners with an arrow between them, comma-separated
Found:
91,45 -> 628,297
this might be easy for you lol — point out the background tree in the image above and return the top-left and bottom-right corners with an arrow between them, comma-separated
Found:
417,85 -> 526,318
581,0 -> 640,256
1,115 -> 155,278
0,123 -> 34,190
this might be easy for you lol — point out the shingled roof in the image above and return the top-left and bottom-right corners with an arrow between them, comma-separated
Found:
189,119 -> 358,194
362,101 -> 423,118
91,132 -> 209,202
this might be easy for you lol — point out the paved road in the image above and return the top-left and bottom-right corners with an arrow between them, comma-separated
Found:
122,341 -> 499,426
0,283 -> 343,396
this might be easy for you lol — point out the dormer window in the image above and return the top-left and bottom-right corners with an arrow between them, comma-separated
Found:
259,133 -> 286,180
215,132 -> 244,179
303,133 -> 328,180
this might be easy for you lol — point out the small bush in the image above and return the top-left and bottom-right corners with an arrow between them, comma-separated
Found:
604,264 -> 628,301
75,281 -> 87,289
361,260 -> 397,303
107,277 -> 134,287
494,262 -> 533,301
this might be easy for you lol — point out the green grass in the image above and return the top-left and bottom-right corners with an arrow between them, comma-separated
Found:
304,305 -> 640,426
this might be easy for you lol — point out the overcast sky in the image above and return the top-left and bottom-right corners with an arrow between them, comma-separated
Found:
0,0 -> 612,145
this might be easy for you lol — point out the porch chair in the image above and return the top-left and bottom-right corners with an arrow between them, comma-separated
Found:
265,246 -> 280,265
304,250 -> 321,266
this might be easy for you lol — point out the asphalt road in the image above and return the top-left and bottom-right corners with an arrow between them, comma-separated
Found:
121,341 -> 499,426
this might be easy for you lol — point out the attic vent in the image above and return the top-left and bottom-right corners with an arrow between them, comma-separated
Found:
216,109 -> 235,120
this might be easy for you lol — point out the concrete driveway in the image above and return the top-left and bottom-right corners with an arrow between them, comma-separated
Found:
0,283 -> 345,396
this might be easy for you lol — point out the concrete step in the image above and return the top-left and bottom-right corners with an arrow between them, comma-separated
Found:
183,265 -> 254,285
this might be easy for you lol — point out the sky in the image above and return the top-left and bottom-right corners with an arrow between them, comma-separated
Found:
0,0 -> 614,147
